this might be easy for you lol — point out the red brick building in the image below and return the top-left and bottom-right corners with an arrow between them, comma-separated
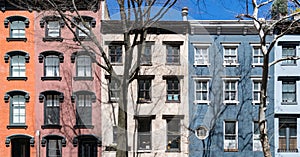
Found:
34,1 -> 103,157
0,4 -> 36,157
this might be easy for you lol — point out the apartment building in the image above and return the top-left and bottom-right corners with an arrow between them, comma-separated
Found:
188,20 -> 275,157
0,1 -> 36,157
101,20 -> 189,157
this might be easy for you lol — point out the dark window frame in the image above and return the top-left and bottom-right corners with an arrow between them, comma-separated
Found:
165,77 -> 180,103
109,44 -> 123,64
166,44 -> 180,65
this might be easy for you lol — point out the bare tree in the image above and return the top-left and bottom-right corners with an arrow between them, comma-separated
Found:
237,0 -> 300,157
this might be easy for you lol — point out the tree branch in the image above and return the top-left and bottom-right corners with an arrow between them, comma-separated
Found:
269,56 -> 300,66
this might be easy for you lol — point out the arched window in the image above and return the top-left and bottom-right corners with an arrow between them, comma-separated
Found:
39,90 -> 64,129
41,135 -> 66,157
39,51 -> 64,81
4,90 -> 30,128
5,51 -> 30,81
4,16 -> 29,41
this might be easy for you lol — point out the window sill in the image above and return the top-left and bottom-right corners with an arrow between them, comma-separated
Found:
7,125 -> 28,129
140,63 -> 152,66
252,101 -> 261,105
73,77 -> 94,81
165,149 -> 180,153
165,100 -> 181,103
281,63 -> 297,66
193,64 -> 210,67
111,63 -> 123,66
73,37 -> 91,41
137,150 -> 152,153
41,124 -> 62,129
108,98 -> 119,103
223,101 -> 239,105
7,77 -> 27,81
74,125 -> 94,129
137,99 -> 152,104
252,64 -> 263,67
278,149 -> 298,152
281,102 -> 297,105
43,37 -> 63,42
193,100 -> 210,105
165,63 -> 181,66
6,37 -> 27,42
224,149 -> 238,152
41,76 -> 62,81
223,63 -> 239,67
105,145 -> 117,151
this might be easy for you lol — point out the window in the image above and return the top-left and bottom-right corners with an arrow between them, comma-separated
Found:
282,81 -> 296,104
166,45 -> 180,64
11,138 -> 30,157
278,118 -> 297,152
5,51 -> 29,80
11,55 -> 26,77
221,43 -> 239,66
5,91 -> 29,128
166,118 -> 181,151
223,80 -> 238,104
194,80 -> 209,104
109,44 -> 122,64
5,16 -> 29,41
78,21 -> 90,37
224,121 -> 238,151
138,77 -> 152,102
140,43 -> 152,65
253,80 -> 262,104
137,117 -> 152,150
11,95 -> 26,125
223,47 -> 238,65
73,16 -> 95,41
108,76 -> 120,102
253,121 -> 262,151
45,55 -> 60,77
74,91 -> 95,128
194,46 -> 209,65
76,55 -> 92,77
165,77 -> 180,102
252,46 -> 264,66
10,21 -> 25,38
40,91 -> 63,127
282,45 -> 296,65
195,126 -> 209,140
46,21 -> 60,38
47,139 -> 62,157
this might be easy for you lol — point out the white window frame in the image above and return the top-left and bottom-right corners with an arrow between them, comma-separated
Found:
193,77 -> 210,104
193,43 -> 211,66
253,121 -> 262,151
251,44 -> 264,66
222,78 -> 239,105
252,78 -> 262,105
224,120 -> 238,151
222,43 -> 240,66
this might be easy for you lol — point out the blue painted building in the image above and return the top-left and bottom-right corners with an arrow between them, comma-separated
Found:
273,35 -> 300,157
188,20 -> 275,157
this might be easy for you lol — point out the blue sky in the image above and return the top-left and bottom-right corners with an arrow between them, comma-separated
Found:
106,0 -> 272,20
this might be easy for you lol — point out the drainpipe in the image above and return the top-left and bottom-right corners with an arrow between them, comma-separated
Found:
36,130 -> 40,157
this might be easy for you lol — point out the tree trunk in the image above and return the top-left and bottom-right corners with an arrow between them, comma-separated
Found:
259,53 -> 272,157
